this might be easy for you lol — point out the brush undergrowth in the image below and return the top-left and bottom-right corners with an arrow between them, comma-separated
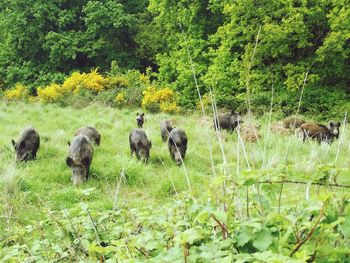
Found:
0,102 -> 349,262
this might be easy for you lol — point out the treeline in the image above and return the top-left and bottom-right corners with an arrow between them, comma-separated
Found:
0,0 -> 350,117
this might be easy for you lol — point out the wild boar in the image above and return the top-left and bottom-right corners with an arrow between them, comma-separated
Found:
66,135 -> 94,185
237,124 -> 261,143
270,121 -> 291,135
129,129 -> 152,163
74,126 -> 101,146
299,121 -> 341,143
168,128 -> 188,165
136,112 -> 145,128
160,120 -> 174,142
11,127 -> 40,162
213,111 -> 243,133
283,117 -> 305,130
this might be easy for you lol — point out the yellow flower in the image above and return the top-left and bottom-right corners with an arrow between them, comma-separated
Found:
141,86 -> 180,113
62,69 -> 107,94
4,84 -> 29,101
139,74 -> 149,84
37,83 -> 63,102
115,92 -> 127,105
107,76 -> 129,89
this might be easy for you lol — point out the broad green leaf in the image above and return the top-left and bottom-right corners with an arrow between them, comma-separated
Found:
252,229 -> 273,251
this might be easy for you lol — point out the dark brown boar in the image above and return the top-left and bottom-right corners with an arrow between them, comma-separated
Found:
11,127 -> 40,162
74,126 -> 101,146
160,120 -> 174,142
66,135 -> 94,185
129,129 -> 152,163
136,112 -> 145,128
213,111 -> 243,133
299,121 -> 340,143
283,117 -> 305,130
168,128 -> 187,165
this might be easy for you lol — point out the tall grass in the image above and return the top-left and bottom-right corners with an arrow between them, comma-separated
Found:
1,102 -> 349,226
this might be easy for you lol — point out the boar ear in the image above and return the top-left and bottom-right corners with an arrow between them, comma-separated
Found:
230,110 -> 235,115
11,139 -> 16,147
66,157 -> 73,167
149,140 -> 152,148
142,113 -> 145,116
67,141 -> 70,146
329,121 -> 334,127
337,122 -> 341,127
136,112 -> 139,116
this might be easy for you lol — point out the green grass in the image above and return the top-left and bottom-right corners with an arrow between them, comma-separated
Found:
1,101 -> 349,261
1,102 -> 349,213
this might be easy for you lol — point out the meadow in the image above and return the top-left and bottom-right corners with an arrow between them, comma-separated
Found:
0,101 -> 349,262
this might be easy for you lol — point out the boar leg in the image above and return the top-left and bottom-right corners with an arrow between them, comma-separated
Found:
130,145 -> 135,157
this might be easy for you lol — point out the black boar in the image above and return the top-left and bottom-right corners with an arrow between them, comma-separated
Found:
168,128 -> 188,165
160,120 -> 174,142
74,126 -> 101,146
129,129 -> 152,163
283,117 -> 305,130
136,112 -> 145,128
213,111 -> 243,133
11,127 -> 40,162
66,135 -> 94,185
300,121 -> 341,143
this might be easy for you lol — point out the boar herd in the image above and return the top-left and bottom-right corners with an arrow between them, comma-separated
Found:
11,112 -> 188,185
11,110 -> 341,185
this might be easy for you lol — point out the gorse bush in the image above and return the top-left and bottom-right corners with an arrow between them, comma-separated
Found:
68,69 -> 107,94
1,67 -> 157,108
37,83 -> 63,103
142,86 -> 180,113
3,84 -> 29,101
115,92 -> 127,107
107,76 -> 130,89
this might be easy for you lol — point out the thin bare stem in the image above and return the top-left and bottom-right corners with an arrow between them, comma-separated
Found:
113,168 -> 126,210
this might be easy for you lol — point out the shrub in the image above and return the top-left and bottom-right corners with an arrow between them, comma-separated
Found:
142,86 -> 180,113
115,92 -> 127,107
139,73 -> 149,84
106,76 -> 129,89
62,69 -> 107,94
120,70 -> 147,107
37,83 -> 63,103
196,93 -> 213,112
3,84 -> 29,101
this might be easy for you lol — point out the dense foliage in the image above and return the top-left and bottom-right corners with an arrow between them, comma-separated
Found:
1,0 -> 350,116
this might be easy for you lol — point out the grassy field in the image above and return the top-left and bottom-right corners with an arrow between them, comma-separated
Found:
1,102 -> 349,261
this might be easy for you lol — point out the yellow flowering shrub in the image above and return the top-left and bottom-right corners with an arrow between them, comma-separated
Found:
142,86 -> 180,113
62,69 -> 107,94
37,83 -> 63,102
62,72 -> 85,93
82,69 -> 107,93
4,84 -> 29,101
139,74 -> 149,84
115,92 -> 127,106
160,101 -> 180,113
107,76 -> 129,89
